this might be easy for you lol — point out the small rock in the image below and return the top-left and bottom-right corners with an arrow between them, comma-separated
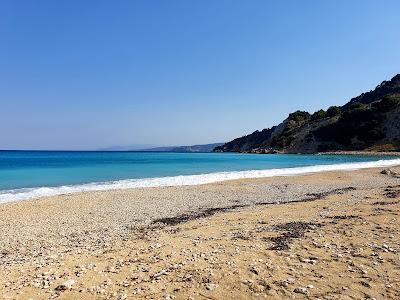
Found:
249,266 -> 260,275
55,279 -> 75,291
286,277 -> 295,284
381,169 -> 396,175
360,281 -> 371,288
152,269 -> 168,279
294,287 -> 307,294
106,266 -> 117,273
205,283 -> 217,291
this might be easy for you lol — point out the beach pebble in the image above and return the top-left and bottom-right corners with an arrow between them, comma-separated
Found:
106,266 -> 118,273
205,283 -> 217,291
380,169 -> 396,175
294,287 -> 307,294
55,279 -> 75,291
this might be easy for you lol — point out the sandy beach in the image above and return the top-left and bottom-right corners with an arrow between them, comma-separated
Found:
0,167 -> 399,299
319,151 -> 400,156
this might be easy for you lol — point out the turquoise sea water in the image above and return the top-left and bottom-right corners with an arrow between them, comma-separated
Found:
0,151 -> 398,191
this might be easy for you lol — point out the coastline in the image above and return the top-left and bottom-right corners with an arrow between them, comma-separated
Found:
1,158 -> 400,204
0,166 -> 399,299
319,151 -> 400,156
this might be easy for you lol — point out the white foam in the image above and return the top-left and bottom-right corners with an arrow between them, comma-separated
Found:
1,159 -> 399,203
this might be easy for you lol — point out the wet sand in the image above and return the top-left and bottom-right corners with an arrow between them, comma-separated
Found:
0,167 -> 399,299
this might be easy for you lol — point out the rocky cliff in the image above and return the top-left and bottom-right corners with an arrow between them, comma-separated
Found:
214,74 -> 400,153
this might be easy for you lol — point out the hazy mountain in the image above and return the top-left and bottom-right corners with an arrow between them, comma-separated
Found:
98,144 -> 159,151
143,143 -> 224,153
99,143 -> 224,152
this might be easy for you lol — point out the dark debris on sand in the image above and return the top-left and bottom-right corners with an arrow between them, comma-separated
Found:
265,221 -> 322,251
152,204 -> 247,226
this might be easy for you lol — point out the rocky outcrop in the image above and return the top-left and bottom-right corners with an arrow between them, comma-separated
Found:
214,74 -> 400,153
345,74 -> 400,107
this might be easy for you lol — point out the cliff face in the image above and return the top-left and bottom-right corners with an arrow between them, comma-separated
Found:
214,74 -> 400,153
345,74 -> 400,107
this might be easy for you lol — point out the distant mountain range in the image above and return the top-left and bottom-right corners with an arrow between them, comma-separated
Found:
142,143 -> 224,153
215,74 -> 400,154
98,144 -> 159,151
100,143 -> 224,152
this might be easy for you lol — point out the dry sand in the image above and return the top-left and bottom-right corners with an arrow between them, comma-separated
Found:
0,167 -> 399,299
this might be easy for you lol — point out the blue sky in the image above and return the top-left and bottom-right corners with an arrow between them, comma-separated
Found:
1,1 -> 400,150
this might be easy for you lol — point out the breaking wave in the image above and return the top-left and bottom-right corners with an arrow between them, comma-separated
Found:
1,158 -> 399,203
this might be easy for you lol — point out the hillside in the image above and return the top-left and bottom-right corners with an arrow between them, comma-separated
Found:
215,74 -> 400,154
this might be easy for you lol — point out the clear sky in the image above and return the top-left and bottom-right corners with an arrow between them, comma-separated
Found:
1,0 -> 400,150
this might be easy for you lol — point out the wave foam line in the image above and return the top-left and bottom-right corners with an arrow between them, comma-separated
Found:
1,159 -> 399,203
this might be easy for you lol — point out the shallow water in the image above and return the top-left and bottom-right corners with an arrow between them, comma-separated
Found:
0,151 -> 398,202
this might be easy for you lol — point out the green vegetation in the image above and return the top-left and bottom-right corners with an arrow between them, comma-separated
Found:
270,132 -> 294,149
326,106 -> 341,117
372,94 -> 400,112
270,111 -> 311,148
287,111 -> 311,123
214,127 -> 275,152
315,99 -> 393,147
214,74 -> 400,153
311,109 -> 327,121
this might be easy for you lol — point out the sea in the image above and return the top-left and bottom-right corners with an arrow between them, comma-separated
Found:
0,151 -> 399,203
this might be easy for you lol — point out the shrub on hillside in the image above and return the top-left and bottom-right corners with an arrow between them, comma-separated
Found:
287,111 -> 311,123
311,109 -> 327,121
326,106 -> 341,117
314,104 -> 385,146
372,94 -> 400,112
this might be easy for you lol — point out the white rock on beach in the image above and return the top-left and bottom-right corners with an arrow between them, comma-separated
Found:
55,279 -> 75,291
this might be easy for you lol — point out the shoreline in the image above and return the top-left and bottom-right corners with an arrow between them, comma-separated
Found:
1,158 -> 400,204
0,166 -> 399,299
319,150 -> 400,156
0,166 -> 398,255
